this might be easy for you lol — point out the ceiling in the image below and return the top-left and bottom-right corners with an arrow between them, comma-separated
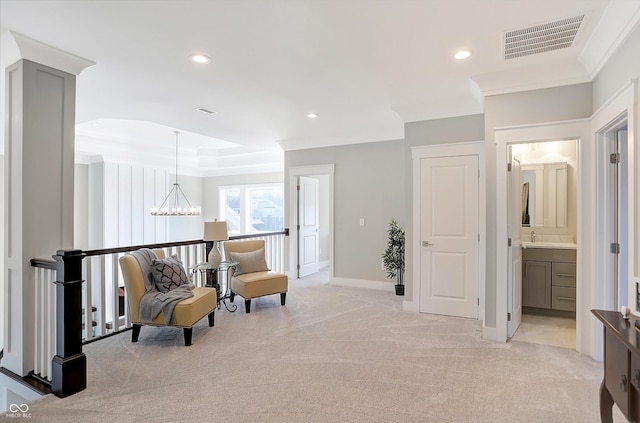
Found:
1,0 -> 639,176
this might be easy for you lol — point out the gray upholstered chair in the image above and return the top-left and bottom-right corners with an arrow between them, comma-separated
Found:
119,248 -> 217,346
223,240 -> 288,313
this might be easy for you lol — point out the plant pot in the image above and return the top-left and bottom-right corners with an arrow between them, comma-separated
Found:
395,284 -> 405,296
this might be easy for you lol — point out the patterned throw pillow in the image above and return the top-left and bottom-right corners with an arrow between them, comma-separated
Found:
151,255 -> 190,293
229,247 -> 270,276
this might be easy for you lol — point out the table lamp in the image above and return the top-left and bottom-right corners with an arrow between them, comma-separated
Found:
203,220 -> 228,267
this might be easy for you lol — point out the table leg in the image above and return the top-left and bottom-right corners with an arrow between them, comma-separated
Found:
600,378 -> 614,423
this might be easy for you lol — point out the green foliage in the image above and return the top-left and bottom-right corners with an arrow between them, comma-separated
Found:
382,219 -> 405,284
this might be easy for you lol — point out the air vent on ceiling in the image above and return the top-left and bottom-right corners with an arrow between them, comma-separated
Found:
195,107 -> 217,115
503,14 -> 584,60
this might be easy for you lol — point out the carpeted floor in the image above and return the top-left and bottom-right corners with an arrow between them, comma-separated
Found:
19,272 -> 624,422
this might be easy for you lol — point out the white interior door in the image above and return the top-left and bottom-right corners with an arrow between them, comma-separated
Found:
507,150 -> 522,338
298,176 -> 319,277
419,155 -> 479,319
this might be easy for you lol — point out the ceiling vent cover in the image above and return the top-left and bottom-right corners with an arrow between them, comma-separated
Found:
195,107 -> 217,115
504,14 -> 584,60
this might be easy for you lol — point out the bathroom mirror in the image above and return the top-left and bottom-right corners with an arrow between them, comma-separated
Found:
521,162 -> 567,227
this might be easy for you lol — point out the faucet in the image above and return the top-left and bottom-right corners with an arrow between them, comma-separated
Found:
530,230 -> 536,242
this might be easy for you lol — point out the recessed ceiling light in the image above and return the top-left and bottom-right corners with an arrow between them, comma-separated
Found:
307,113 -> 318,119
190,54 -> 211,64
91,123 -> 101,127
454,50 -> 471,60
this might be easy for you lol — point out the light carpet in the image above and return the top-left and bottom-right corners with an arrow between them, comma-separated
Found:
18,273 -> 624,422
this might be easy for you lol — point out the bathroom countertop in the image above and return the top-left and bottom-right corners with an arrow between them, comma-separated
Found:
521,241 -> 577,249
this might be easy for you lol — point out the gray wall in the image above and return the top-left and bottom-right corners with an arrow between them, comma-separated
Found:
285,115 -> 484,286
483,83 -> 593,327
286,140 -> 405,282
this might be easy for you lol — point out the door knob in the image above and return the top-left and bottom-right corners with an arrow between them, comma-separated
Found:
422,241 -> 434,247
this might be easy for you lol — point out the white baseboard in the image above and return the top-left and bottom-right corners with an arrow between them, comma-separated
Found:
319,260 -> 329,269
330,277 -> 394,291
0,372 -> 43,413
482,324 -> 506,343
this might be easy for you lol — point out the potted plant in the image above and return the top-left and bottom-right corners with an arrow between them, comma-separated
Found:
382,219 -> 405,296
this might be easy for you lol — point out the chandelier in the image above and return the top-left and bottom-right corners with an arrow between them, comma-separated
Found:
150,131 -> 201,216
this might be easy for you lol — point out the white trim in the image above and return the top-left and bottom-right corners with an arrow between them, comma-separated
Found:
218,182 -> 284,235
1,30 -> 95,75
411,140 -> 484,160
580,5 -> 640,80
481,324 -> 504,343
408,141 -> 486,324
594,115 -> 627,316
0,372 -> 43,412
495,120 -> 591,352
590,81 -> 637,361
592,81 -> 635,129
330,277 -> 394,292
288,164 -> 335,280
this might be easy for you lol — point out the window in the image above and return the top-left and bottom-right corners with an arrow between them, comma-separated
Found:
219,184 -> 284,235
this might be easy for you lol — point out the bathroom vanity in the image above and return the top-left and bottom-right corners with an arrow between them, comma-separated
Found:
521,242 -> 577,312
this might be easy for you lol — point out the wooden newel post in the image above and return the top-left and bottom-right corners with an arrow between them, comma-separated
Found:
51,249 -> 87,398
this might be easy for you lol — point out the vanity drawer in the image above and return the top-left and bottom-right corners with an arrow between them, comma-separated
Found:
552,263 -> 576,287
551,286 -> 576,311
522,248 -> 576,263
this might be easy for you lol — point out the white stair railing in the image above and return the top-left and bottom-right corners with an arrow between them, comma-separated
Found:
29,230 -> 288,383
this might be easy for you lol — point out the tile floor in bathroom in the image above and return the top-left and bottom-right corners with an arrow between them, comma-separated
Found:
511,312 -> 576,349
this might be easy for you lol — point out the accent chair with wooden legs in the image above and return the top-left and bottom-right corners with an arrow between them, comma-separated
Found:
119,248 -> 217,346
223,240 -> 288,313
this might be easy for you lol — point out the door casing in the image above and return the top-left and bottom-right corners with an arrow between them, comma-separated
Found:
493,81 -> 636,361
287,164 -> 335,280
406,141 -> 486,323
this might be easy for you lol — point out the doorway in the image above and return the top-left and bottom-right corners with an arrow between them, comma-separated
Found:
288,165 -> 334,280
409,141 -> 486,320
297,176 -> 320,277
596,114 -> 629,313
418,155 -> 479,318
507,139 -> 578,349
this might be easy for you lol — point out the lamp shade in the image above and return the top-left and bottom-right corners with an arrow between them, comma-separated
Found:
203,221 -> 229,241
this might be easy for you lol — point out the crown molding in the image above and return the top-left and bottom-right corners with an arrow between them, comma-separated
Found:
1,30 -> 95,75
